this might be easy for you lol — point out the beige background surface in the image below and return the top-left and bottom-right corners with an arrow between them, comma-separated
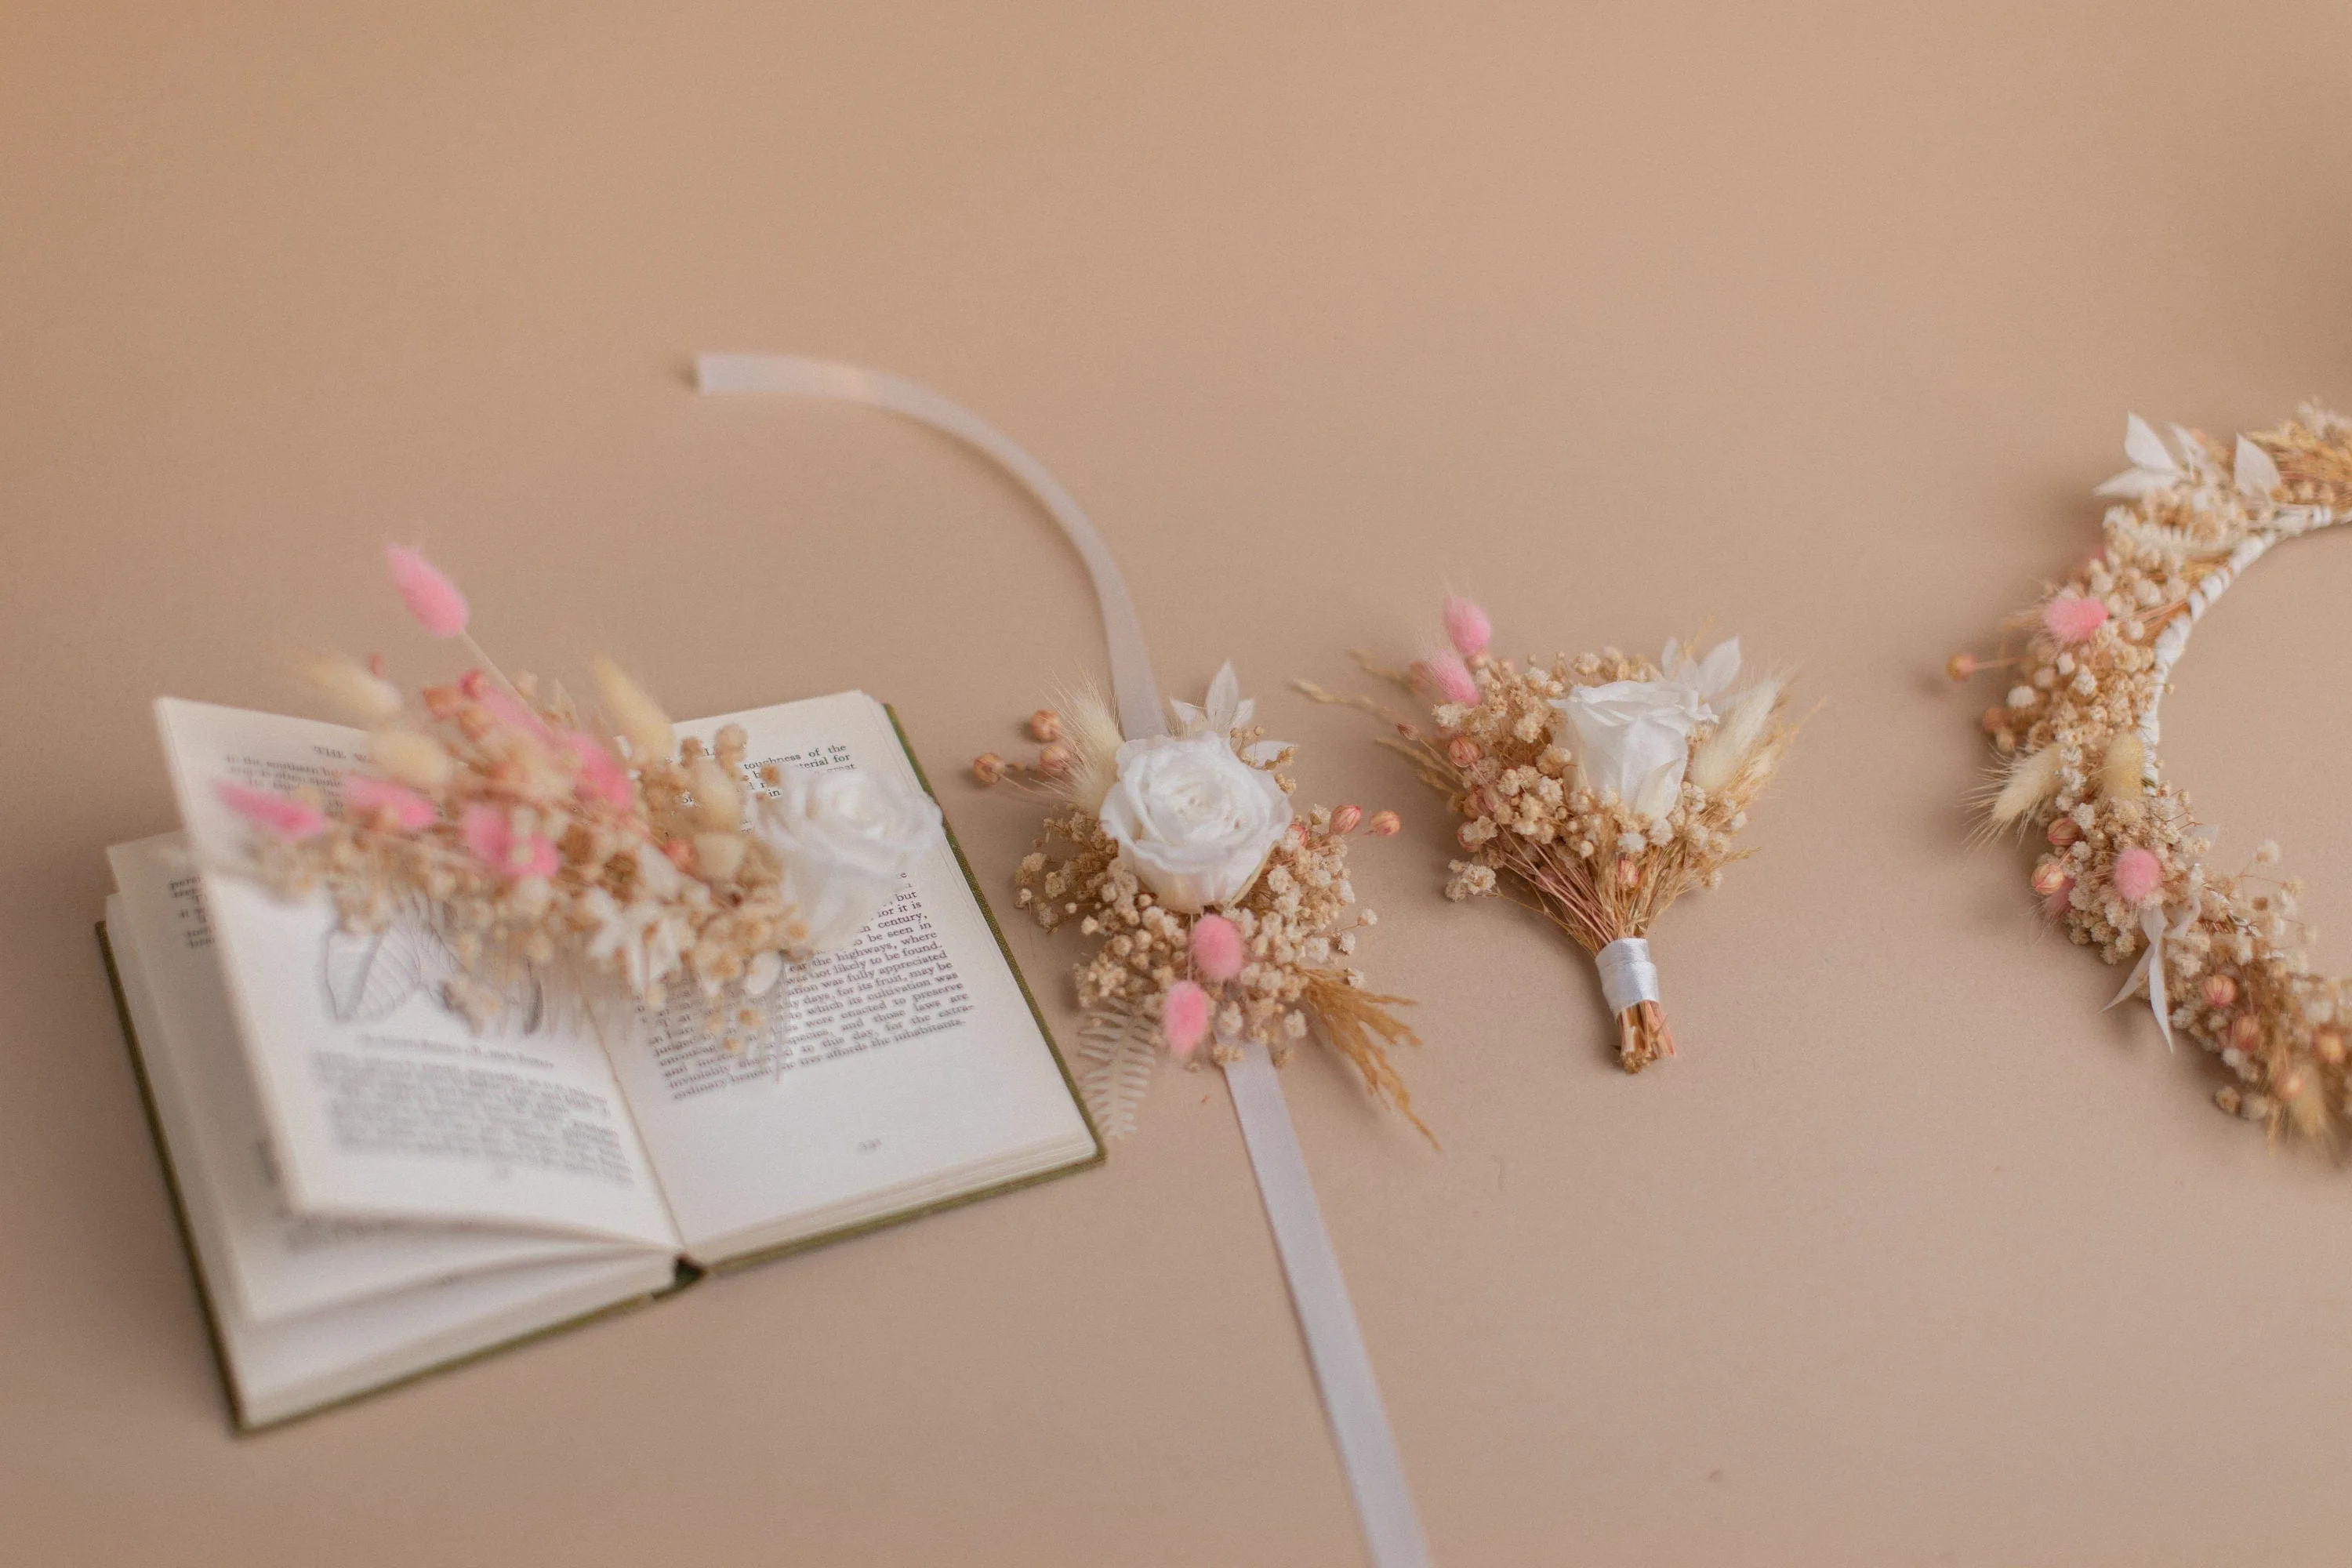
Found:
6,3 -> 2352,1563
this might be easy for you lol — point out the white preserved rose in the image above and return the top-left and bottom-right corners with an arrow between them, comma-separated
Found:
752,764 -> 946,951
1552,637 -> 1740,818
1097,730 -> 1292,913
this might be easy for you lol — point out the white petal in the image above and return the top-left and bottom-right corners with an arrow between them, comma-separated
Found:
1167,699 -> 1207,734
1660,639 -> 1684,678
2093,469 -> 2171,499
2122,414 -> 2175,474
1693,637 -> 1741,698
2234,435 -> 2281,497
1205,662 -> 1241,733
2169,424 -> 2205,477
1242,739 -> 1289,764
1230,696 -> 1255,733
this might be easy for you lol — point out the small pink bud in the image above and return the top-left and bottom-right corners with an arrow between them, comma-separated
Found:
2042,595 -> 2110,646
343,774 -> 436,831
2112,846 -> 2162,904
1447,737 -> 1481,770
1162,980 -> 1210,1059
1329,804 -> 1363,835
384,545 -> 470,638
561,731 -> 633,808
971,752 -> 1007,786
1428,650 -> 1479,707
2030,860 -> 2069,897
1443,594 -> 1492,658
216,781 -> 325,840
1027,708 -> 1062,742
1191,914 -> 1244,983
1367,810 -> 1402,837
461,803 -> 557,879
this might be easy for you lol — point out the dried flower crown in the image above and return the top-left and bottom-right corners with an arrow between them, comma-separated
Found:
1952,407 -> 2352,1138
1305,597 -> 1795,1071
215,546 -> 944,1043
975,663 -> 1421,1139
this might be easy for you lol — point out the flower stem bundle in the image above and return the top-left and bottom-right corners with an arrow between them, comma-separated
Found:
1305,598 -> 1794,1072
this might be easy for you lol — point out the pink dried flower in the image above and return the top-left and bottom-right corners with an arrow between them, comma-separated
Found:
2112,847 -> 2162,904
561,731 -> 633,808
1367,810 -> 1401,837
385,545 -> 470,637
462,803 -> 557,879
469,677 -> 553,741
216,781 -> 325,840
1428,650 -> 1479,707
1328,804 -> 1363,836
1162,979 -> 1210,1059
1191,913 -> 1244,983
2042,595 -> 2109,646
1443,594 -> 1491,658
343,774 -> 436,831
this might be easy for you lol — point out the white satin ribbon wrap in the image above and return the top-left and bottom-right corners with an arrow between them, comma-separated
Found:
1594,936 -> 1661,1016
698,354 -> 1431,1568
2104,866 -> 2202,1051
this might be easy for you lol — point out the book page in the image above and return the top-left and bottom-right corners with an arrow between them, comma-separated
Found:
606,692 -> 1096,1261
107,843 -> 645,1327
152,699 -> 679,1247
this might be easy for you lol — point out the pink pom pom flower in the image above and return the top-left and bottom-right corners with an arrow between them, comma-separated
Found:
462,803 -> 558,879
2042,595 -> 2110,646
1443,594 -> 1492,659
343,775 -> 436,832
1428,649 -> 1479,707
561,731 -> 633,808
216,781 -> 325,840
2112,846 -> 2163,905
1191,913 -> 1244,983
1162,979 -> 1210,1059
385,544 -> 470,638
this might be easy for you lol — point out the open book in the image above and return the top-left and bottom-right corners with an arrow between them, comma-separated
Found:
101,691 -> 1101,1429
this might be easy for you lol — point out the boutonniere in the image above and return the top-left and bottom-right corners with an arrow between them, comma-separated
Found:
1308,597 -> 1795,1070
977,663 -> 1422,1139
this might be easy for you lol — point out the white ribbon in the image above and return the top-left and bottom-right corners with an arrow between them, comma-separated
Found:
1593,936 -> 1660,1016
2105,866 -> 2201,1050
698,354 -> 1431,1568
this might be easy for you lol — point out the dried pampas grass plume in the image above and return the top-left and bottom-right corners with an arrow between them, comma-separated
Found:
592,655 -> 675,764
1690,674 -> 1784,793
2100,732 -> 2145,802
1051,682 -> 1125,814
1983,745 -> 2060,836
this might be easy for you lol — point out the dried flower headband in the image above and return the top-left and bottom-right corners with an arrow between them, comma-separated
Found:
1307,603 -> 1795,1071
1952,407 -> 2352,1139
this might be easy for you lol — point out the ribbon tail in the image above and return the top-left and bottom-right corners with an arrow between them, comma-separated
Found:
1223,1039 -> 1432,1568
2104,906 -> 2174,1050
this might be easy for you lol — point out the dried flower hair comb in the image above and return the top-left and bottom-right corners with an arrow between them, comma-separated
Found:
1306,600 -> 1795,1070
212,546 -> 945,1040
1950,407 -> 2352,1141
696,354 -> 1433,1568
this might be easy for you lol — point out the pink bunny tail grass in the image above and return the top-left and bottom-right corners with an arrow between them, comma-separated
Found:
1162,980 -> 1210,1060
343,774 -> 437,831
1428,649 -> 1479,707
385,544 -> 470,637
1442,593 -> 1491,659
2112,846 -> 2162,905
464,672 -> 552,741
2042,595 -> 2109,646
461,803 -> 557,879
1190,913 -> 1244,983
561,732 -> 633,808
216,781 -> 326,840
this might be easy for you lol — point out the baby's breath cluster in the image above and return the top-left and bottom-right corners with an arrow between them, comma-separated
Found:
1957,406 -> 2352,1138
976,669 -> 1421,1140
1307,597 -> 1793,1072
